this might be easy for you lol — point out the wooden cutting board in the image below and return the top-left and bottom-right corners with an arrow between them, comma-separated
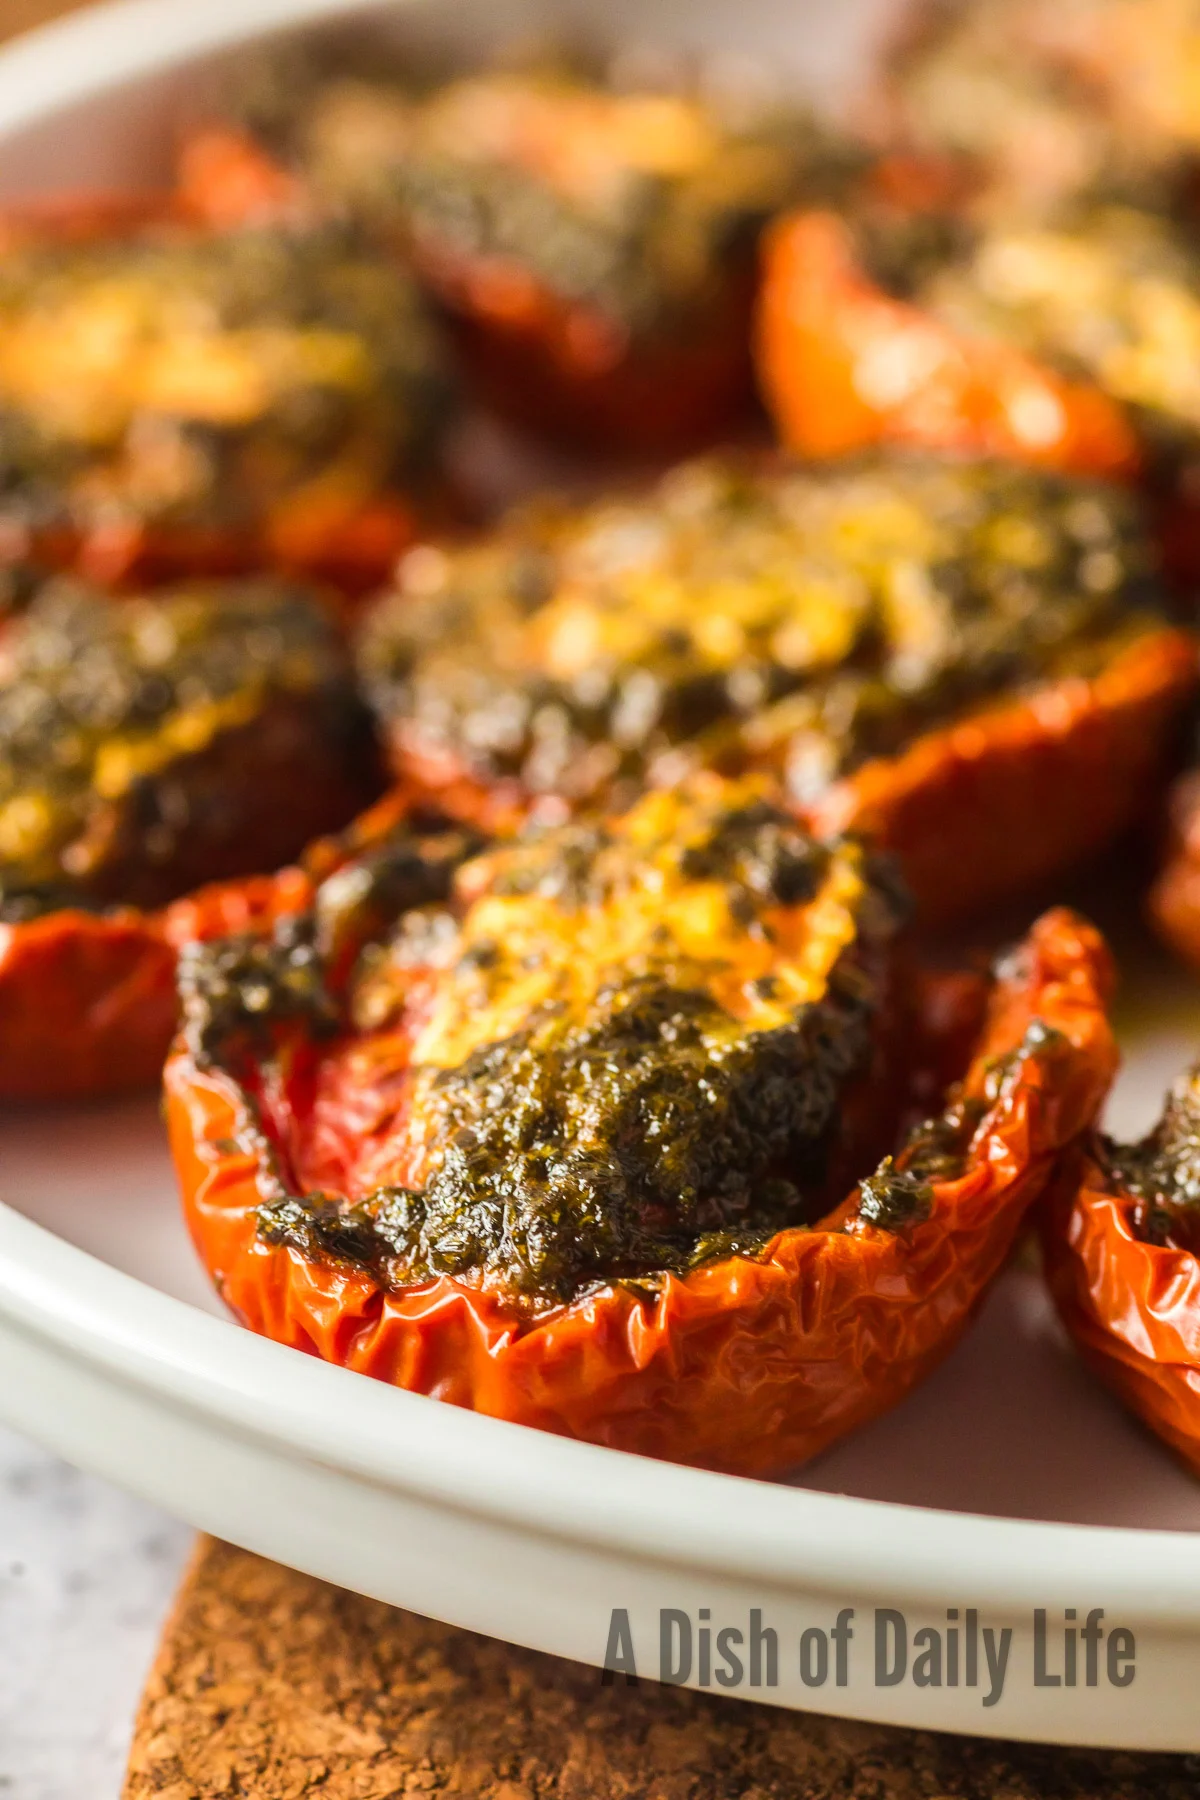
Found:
122,1537 -> 1195,1800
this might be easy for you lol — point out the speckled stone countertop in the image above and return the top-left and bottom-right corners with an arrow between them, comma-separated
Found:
0,1423 -> 191,1800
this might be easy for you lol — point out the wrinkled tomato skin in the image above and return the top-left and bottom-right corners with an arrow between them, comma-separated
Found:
0,786 -> 419,1105
165,907 -> 1116,1474
808,626 -> 1199,925
425,261 -> 759,457
0,871 -> 313,1104
754,210 -> 1143,480
382,626 -> 1199,928
1043,1150 -> 1200,1477
15,484 -> 419,604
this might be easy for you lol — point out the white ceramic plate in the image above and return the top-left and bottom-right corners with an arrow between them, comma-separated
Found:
2,0 -> 1200,1753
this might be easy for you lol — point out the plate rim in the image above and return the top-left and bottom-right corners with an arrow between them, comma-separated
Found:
0,0 -> 383,141
4,1198 -> 1200,1623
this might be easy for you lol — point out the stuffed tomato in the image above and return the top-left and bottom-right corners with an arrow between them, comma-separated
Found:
0,577 -> 381,1099
165,774 -> 1117,1474
879,0 -> 1200,218
0,200 -> 451,598
1149,771 -> 1200,971
1044,1053 -> 1200,1477
756,150 -> 1200,586
756,184 -> 1200,592
179,65 -> 826,455
357,452 -> 1197,924
756,197 -> 1167,479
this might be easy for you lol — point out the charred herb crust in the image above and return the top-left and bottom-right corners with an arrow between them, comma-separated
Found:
178,917 -> 337,1065
0,579 -> 372,919
863,195 -> 1200,451
1101,1061 -> 1200,1249
856,1159 -> 935,1232
0,222 -> 449,544
299,68 -> 832,340
191,786 -> 916,1309
341,963 -> 880,1305
178,818 -> 481,1063
359,454 -> 1167,810
255,959 -> 881,1306
851,1019 -> 1067,1232
248,1001 -> 1072,1288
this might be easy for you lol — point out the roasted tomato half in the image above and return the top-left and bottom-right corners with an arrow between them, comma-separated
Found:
0,214 -> 451,596
357,453 -> 1197,924
1147,769 -> 1200,969
756,190 -> 1200,583
880,0 -> 1200,216
186,68 -> 825,453
164,776 -> 1116,1474
0,578 -> 381,1100
757,196 -> 1173,480
1044,1054 -> 1200,1477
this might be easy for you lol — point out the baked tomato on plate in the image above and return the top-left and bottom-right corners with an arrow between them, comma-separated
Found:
1149,770 -> 1200,971
0,204 -> 452,597
181,66 -> 827,454
879,0 -> 1200,217
756,201 -> 1148,478
0,577 -> 381,1100
165,774 -> 1117,1473
357,452 -> 1197,924
763,0 -> 1200,588
756,189 -> 1200,588
1044,1053 -> 1200,1477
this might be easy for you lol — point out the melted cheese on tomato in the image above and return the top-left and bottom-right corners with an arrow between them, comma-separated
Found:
355,776 -> 875,1078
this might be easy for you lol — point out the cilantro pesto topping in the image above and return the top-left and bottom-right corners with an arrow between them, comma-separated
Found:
0,578 -> 370,918
0,222 -> 449,544
358,453 -> 1165,809
178,917 -> 338,1065
856,1160 -> 934,1232
1103,1061 -> 1200,1251
190,779 -> 909,1309
850,1018 -> 1068,1232
177,817 -> 481,1062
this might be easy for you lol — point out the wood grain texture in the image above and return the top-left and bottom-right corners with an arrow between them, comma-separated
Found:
123,1537 -> 1197,1800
